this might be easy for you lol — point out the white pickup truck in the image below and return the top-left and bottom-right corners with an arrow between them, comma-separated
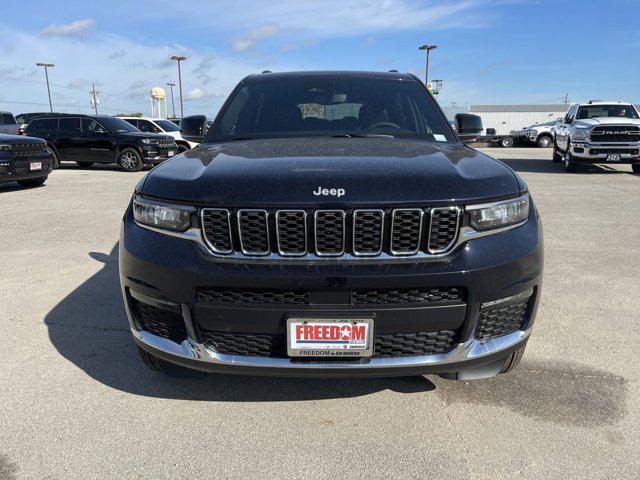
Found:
0,111 -> 20,135
511,120 -> 559,148
553,101 -> 640,172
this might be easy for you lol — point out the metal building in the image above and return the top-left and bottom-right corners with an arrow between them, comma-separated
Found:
467,104 -> 568,135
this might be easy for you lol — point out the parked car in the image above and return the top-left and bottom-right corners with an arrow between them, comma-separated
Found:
0,133 -> 54,188
0,111 -> 20,135
24,114 -> 178,172
15,112 -> 62,134
553,101 -> 640,172
120,116 -> 197,152
510,120 -> 559,148
120,70 -> 542,380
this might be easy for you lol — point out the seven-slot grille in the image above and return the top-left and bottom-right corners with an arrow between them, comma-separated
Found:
590,126 -> 640,143
9,143 -> 46,156
156,138 -> 176,148
200,207 -> 461,258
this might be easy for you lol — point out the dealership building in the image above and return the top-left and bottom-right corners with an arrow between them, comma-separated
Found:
443,104 -> 569,135
443,103 -> 640,136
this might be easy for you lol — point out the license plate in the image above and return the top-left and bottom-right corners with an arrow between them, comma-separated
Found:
168,150 -> 175,156
606,153 -> 621,162
30,162 -> 42,171
287,318 -> 373,357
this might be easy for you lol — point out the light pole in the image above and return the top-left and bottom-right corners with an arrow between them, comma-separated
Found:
170,56 -> 186,118
418,44 -> 437,85
167,82 -> 176,118
36,63 -> 54,112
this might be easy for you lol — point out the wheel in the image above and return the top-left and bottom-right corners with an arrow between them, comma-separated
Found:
500,136 -> 514,148
137,345 -> 164,372
17,176 -> 47,188
632,164 -> 640,174
76,161 -> 93,168
536,135 -> 552,148
48,147 -> 60,169
500,345 -> 527,374
177,144 -> 189,153
136,345 -> 206,378
563,140 -> 579,172
552,141 -> 563,162
119,148 -> 143,172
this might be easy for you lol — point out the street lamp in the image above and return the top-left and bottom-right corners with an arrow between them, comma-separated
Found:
36,63 -> 54,112
418,44 -> 437,85
166,82 -> 176,118
170,55 -> 186,118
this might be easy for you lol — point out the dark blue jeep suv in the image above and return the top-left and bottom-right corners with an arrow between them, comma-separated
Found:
119,71 -> 543,379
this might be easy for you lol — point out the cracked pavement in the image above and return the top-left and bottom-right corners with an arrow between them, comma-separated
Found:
1,148 -> 639,479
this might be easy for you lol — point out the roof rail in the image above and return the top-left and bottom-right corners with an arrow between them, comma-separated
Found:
388,69 -> 399,73
261,70 -> 272,74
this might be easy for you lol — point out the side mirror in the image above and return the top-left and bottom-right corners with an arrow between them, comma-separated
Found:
455,113 -> 483,143
180,115 -> 208,143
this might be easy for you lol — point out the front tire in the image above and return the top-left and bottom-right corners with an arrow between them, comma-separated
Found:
177,144 -> 189,153
17,176 -> 47,188
500,136 -> 514,148
632,164 -> 640,174
49,148 -> 60,169
536,135 -> 552,148
119,148 -> 143,172
563,141 -> 579,172
500,345 -> 527,374
136,345 -> 206,378
552,141 -> 563,162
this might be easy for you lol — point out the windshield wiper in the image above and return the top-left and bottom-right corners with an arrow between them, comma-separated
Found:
229,136 -> 256,141
331,133 -> 395,138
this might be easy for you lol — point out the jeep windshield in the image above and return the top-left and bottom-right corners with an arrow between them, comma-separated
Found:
576,105 -> 639,120
208,75 -> 456,142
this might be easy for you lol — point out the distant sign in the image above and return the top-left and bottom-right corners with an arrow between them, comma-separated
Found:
427,80 -> 443,96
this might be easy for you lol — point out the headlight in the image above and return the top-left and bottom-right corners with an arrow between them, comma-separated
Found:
141,138 -> 156,145
572,128 -> 590,141
133,196 -> 194,231
467,195 -> 530,231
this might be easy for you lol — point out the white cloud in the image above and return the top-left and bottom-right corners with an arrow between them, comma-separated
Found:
232,39 -> 254,52
157,1 -> 494,38
0,24 -> 274,117
41,18 -> 95,38
232,22 -> 280,52
185,87 -> 206,100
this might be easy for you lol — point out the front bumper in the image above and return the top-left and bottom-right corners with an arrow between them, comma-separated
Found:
571,142 -> 640,162
0,153 -> 53,183
119,203 -> 543,377
141,144 -> 178,163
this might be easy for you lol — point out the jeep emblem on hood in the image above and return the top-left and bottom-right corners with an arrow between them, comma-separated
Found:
313,186 -> 345,198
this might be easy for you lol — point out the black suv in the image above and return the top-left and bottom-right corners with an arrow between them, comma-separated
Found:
24,114 -> 177,172
120,71 -> 543,379
0,133 -> 54,188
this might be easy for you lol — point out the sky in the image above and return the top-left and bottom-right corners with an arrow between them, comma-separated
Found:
1,0 -> 639,118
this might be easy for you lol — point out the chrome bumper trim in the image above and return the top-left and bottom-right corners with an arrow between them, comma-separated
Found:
131,326 -> 531,371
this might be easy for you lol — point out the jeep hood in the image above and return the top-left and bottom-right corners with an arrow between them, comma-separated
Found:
141,137 -> 521,205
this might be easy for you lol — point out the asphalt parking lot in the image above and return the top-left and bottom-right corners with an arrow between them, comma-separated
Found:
1,147 -> 639,479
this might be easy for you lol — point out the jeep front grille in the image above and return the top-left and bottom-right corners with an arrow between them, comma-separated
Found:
9,143 -> 46,156
200,207 -> 462,259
